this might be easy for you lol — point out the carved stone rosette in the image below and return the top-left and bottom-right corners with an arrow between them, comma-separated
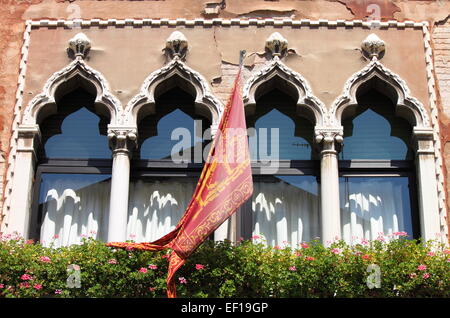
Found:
68,32 -> 91,60
265,32 -> 288,58
165,31 -> 188,60
361,33 -> 385,60
107,128 -> 138,156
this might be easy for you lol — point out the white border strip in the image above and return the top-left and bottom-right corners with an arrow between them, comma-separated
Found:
1,21 -> 32,229
422,22 -> 449,243
27,18 -> 426,29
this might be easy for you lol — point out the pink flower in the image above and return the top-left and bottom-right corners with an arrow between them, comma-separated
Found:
289,266 -> 297,271
108,259 -> 117,264
129,234 -> 136,239
52,234 -> 59,239
0,284 -> 4,288
361,239 -> 369,245
195,264 -> 205,270
447,258 -> 450,263
427,252 -> 435,257
139,267 -> 148,274
393,231 -> 408,237
19,282 -> 30,288
417,264 -> 427,271
331,248 -> 342,255
361,254 -> 370,260
89,230 -> 97,235
148,264 -> 158,270
305,256 -> 315,261
423,273 -> 430,279
149,287 -> 156,292
179,277 -> 187,284
162,254 -> 170,259
444,250 -> 450,255
376,235 -> 385,242
33,284 -> 42,290
71,265 -> 80,271
295,252 -> 302,257
25,239 -> 34,245
39,256 -> 51,263
125,246 -> 134,251
251,235 -> 261,240
301,243 -> 309,249
409,273 -> 417,279
273,245 -> 281,250
54,289 -> 62,295
20,274 -> 32,281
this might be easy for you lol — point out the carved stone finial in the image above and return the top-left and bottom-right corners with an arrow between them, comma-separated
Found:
68,32 -> 91,60
361,33 -> 385,60
166,31 -> 188,59
265,32 -> 288,58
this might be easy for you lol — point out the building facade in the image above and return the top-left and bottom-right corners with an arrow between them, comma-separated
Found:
0,0 -> 449,247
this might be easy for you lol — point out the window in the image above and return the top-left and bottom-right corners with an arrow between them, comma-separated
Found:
239,88 -> 320,247
31,88 -> 112,247
339,89 -> 419,244
128,86 -> 211,242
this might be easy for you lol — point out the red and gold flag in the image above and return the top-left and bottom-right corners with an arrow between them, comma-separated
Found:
107,69 -> 253,298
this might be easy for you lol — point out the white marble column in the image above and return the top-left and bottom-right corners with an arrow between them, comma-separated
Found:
107,128 -> 137,242
315,128 -> 343,246
413,128 -> 441,242
6,125 -> 41,238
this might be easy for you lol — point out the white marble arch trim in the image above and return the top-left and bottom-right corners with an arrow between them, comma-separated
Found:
330,58 -> 431,129
242,57 -> 327,126
124,56 -> 224,131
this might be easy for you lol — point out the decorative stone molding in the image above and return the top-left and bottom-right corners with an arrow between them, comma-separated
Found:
68,32 -> 91,60
265,32 -> 288,58
361,33 -> 385,60
422,23 -> 448,243
165,31 -> 188,60
125,57 -> 223,130
330,58 -> 430,129
22,59 -> 122,126
314,128 -> 344,153
243,57 -> 326,126
27,18 -> 426,30
1,21 -> 32,230
107,127 -> 138,155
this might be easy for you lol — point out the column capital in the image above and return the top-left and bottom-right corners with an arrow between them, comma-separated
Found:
412,127 -> 435,155
107,126 -> 137,156
17,124 -> 41,161
314,127 -> 343,154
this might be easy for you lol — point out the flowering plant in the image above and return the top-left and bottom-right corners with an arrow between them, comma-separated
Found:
0,234 -> 448,298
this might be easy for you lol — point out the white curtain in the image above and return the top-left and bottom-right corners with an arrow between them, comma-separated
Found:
252,178 -> 320,247
340,177 -> 410,244
40,176 -> 110,247
127,179 -> 196,242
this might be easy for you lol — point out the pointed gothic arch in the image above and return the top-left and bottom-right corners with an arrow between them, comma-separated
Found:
243,58 -> 327,126
124,58 -> 223,131
21,59 -> 122,127
330,59 -> 430,129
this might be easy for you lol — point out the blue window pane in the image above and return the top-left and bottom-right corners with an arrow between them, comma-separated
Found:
252,109 -> 312,160
250,89 -> 314,160
339,176 -> 414,244
44,108 -> 111,159
340,91 -> 412,160
140,109 -> 205,160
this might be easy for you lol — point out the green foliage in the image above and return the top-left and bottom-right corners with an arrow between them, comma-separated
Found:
0,235 -> 448,298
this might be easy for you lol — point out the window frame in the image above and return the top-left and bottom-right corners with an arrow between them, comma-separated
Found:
338,159 -> 421,240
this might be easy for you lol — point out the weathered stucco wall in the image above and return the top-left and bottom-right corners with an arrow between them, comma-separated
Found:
1,0 -> 450,238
